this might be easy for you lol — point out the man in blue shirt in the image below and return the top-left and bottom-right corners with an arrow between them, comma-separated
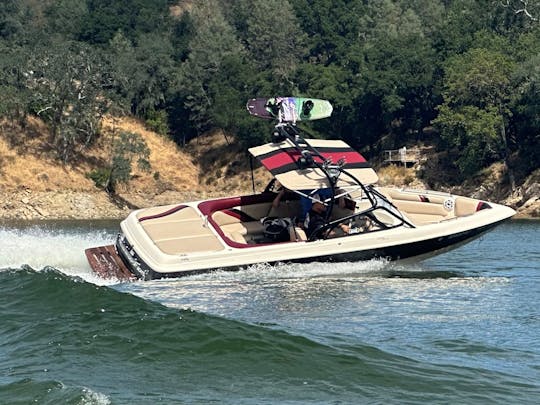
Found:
304,194 -> 350,239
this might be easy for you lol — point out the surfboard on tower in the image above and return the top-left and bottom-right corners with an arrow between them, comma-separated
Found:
246,97 -> 333,122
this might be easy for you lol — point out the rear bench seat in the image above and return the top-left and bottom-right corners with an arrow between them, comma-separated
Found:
211,210 -> 265,244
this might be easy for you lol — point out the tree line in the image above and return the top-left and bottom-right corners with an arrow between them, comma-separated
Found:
0,0 -> 538,187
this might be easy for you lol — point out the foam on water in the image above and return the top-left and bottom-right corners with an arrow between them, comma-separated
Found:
0,221 -> 400,285
182,258 -> 391,282
1,221 -> 518,291
0,223 -> 400,288
81,387 -> 112,405
0,225 -> 119,286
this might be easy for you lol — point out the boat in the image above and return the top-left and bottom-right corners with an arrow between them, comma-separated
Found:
85,100 -> 516,281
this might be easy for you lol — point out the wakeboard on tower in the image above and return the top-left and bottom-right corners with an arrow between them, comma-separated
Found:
246,97 -> 333,122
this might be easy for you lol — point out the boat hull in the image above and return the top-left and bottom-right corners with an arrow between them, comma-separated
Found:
85,212 -> 511,281
293,217 -> 505,264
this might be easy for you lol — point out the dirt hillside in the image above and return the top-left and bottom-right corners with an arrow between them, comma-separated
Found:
0,117 -> 259,220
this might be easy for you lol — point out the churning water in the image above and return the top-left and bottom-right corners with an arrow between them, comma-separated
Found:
0,219 -> 538,404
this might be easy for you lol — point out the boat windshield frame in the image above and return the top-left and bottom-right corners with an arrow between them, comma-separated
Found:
255,123 -> 415,241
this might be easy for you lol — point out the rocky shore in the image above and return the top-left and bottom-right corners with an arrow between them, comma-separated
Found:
0,189 -> 221,221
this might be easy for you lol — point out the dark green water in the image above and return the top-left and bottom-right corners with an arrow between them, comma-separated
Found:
0,220 -> 538,404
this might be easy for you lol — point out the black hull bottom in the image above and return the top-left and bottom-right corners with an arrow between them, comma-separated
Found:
297,219 -> 503,264
136,219 -> 508,280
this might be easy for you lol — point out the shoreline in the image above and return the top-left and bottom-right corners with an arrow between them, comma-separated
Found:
1,189 -> 538,221
0,189 -> 221,221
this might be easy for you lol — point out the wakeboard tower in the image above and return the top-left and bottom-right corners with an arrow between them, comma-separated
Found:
248,121 -> 413,240
85,97 -> 515,281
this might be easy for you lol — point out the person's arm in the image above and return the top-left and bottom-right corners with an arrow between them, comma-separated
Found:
272,189 -> 285,208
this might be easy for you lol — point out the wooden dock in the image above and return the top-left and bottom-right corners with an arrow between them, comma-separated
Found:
384,147 -> 420,166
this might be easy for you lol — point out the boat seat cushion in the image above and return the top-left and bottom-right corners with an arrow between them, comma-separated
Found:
291,226 -> 307,241
392,200 -> 452,217
212,210 -> 241,226
220,221 -> 265,236
211,209 -> 258,226
229,231 -> 248,244
455,197 -> 481,216
390,200 -> 455,225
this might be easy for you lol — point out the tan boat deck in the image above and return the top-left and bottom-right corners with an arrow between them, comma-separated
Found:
137,206 -> 225,255
133,192 -> 488,254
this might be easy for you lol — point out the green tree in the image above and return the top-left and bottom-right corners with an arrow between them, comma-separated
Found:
178,0 -> 245,136
400,0 -> 445,37
295,62 -> 358,137
433,48 -> 516,178
511,52 -> 540,173
501,0 -> 540,25
107,30 -> 176,123
25,41 -> 110,162
332,33 -> 436,154
88,130 -> 151,193
109,130 -> 151,192
357,0 -> 425,41
107,31 -> 138,113
170,11 -> 195,63
0,44 -> 31,125
132,33 -> 176,116
290,0 -> 363,64
0,0 -> 23,39
79,0 -> 171,44
44,0 -> 88,40
231,0 -> 305,82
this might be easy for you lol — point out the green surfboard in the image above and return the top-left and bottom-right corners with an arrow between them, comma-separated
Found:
246,97 -> 333,122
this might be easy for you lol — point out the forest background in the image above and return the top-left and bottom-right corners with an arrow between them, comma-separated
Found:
0,0 -> 538,218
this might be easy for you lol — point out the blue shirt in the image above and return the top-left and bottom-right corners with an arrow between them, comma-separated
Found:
299,188 -> 335,222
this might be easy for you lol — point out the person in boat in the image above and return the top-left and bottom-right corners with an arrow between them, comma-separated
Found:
271,183 -> 353,234
299,188 -> 347,227
271,183 -> 287,209
272,186 -> 337,226
305,194 -> 350,239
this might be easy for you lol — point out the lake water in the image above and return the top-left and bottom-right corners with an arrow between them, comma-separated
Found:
0,219 -> 538,404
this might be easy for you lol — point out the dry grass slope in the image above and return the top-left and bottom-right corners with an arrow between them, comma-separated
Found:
2,116 -> 536,220
0,117 -> 96,192
186,130 -> 272,194
0,116 -> 269,198
0,116 -> 201,195
102,117 -> 200,194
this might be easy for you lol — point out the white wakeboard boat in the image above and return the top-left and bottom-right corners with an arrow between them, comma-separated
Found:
86,103 -> 515,281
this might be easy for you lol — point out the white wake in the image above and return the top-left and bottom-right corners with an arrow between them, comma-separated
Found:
0,224 -> 118,285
